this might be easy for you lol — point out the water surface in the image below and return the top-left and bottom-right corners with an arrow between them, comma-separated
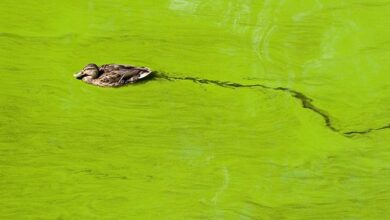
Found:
1,0 -> 390,219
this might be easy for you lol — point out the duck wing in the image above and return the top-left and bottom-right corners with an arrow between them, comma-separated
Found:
121,67 -> 152,83
95,64 -> 152,86
94,71 -> 123,86
99,64 -> 136,73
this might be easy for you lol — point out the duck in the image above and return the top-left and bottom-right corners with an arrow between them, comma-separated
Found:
73,63 -> 153,87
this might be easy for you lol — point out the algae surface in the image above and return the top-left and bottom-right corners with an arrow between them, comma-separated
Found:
1,0 -> 390,219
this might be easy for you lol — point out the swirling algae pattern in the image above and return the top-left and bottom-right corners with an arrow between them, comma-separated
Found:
0,0 -> 390,219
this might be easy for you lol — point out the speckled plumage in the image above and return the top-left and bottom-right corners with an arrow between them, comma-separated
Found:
74,64 -> 152,87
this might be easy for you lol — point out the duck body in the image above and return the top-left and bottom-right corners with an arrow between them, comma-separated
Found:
74,64 -> 152,87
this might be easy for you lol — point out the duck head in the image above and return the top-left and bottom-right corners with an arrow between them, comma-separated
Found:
74,64 -> 100,81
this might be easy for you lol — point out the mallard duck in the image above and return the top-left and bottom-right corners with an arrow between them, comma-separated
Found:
74,63 -> 153,87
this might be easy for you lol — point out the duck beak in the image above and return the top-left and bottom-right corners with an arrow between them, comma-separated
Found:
74,71 -> 86,79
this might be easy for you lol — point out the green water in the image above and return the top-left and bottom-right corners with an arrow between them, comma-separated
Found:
1,0 -> 390,219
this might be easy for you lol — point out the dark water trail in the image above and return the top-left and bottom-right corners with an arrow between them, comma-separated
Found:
155,72 -> 389,137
